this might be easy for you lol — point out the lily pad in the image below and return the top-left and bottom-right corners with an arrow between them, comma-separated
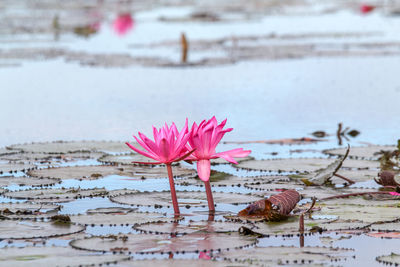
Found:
0,162 -> 36,174
0,152 -> 103,164
0,147 -> 19,155
236,158 -> 337,173
0,176 -> 60,187
2,188 -> 108,203
247,216 -> 334,235
376,253 -> 400,265
217,246 -> 354,265
7,141 -> 132,154
70,233 -> 257,254
0,246 -> 129,267
134,220 -> 256,235
324,146 -> 397,160
0,220 -> 84,239
118,259 -> 246,267
0,202 -> 60,219
110,191 -> 261,207
178,173 -> 288,188
98,153 -> 162,165
236,158 -> 379,173
71,211 -> 172,226
369,221 -> 400,232
28,165 -> 195,181
210,156 -> 253,165
86,207 -> 138,214
313,204 -> 400,223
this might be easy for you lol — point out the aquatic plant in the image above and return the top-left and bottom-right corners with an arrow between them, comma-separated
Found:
126,119 -> 194,215
185,116 -> 251,211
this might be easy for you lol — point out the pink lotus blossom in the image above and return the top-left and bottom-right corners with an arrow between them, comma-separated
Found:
186,116 -> 251,181
126,119 -> 193,215
113,13 -> 134,36
126,119 -> 193,165
389,192 -> 400,196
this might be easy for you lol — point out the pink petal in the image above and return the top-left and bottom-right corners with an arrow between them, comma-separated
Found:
125,142 -> 158,161
197,159 -> 211,181
213,148 -> 251,164
390,192 -> 400,196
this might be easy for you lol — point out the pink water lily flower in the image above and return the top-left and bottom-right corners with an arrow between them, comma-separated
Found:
186,116 -> 251,211
126,119 -> 192,165
126,119 -> 194,215
113,13 -> 134,36
186,116 -> 251,181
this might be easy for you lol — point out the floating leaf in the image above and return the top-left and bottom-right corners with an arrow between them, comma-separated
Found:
70,233 -> 257,254
0,202 -> 60,219
117,259 -> 244,267
110,191 -> 261,207
224,137 -> 324,145
134,220 -> 255,235
7,141 -> 132,154
324,146 -> 397,160
28,165 -> 195,181
3,188 -> 108,203
367,232 -> 400,239
0,246 -> 129,266
178,172 -> 287,188
376,253 -> 400,265
303,146 -> 349,186
0,176 -> 60,187
217,246 -> 354,265
236,158 -> 337,173
0,220 -> 84,239
0,162 -> 35,174
71,211 -> 172,226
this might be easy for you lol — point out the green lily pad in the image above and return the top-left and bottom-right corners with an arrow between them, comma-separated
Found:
249,216 -> 334,235
118,259 -> 246,267
28,165 -> 195,181
313,203 -> 400,223
0,220 -> 84,239
2,188 -> 108,203
0,162 -> 35,174
217,246 -> 354,265
0,152 -> 103,165
0,176 -> 60,187
236,158 -> 337,173
210,156 -> 253,165
0,246 -> 129,267
71,211 -> 172,226
7,141 -> 132,154
369,221 -> 400,232
110,191 -> 261,207
236,158 -> 379,173
178,172 -> 288,188
70,233 -> 257,254
0,202 -> 60,219
86,207 -> 137,214
134,220 -> 256,235
376,253 -> 400,265
324,146 -> 397,160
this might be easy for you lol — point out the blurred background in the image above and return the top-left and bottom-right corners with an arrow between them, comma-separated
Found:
1,0 -> 400,149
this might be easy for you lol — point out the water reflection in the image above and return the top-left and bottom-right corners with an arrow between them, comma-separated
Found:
113,13 -> 134,36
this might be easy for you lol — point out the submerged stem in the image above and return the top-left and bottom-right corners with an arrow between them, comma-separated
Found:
204,180 -> 215,212
166,164 -> 180,215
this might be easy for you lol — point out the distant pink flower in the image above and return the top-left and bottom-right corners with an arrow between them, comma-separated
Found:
360,4 -> 375,14
113,13 -> 134,36
126,119 -> 193,165
186,116 -> 251,181
389,192 -> 400,196
199,251 -> 211,260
